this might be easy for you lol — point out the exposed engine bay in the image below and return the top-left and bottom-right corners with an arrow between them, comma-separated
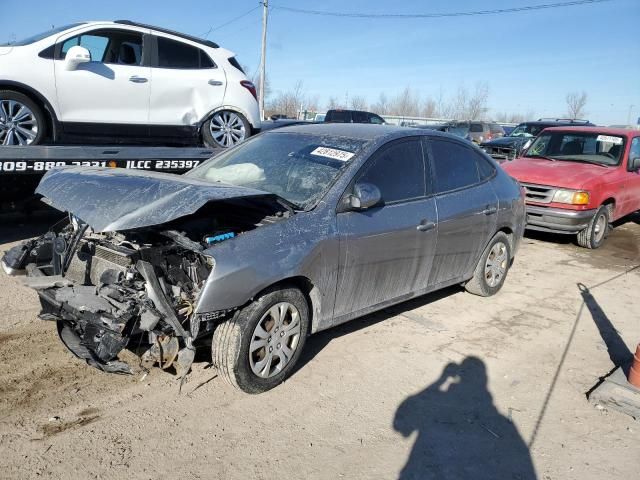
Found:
2,198 -> 289,378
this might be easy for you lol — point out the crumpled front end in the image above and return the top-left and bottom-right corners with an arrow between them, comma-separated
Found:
2,195 -> 289,377
3,219 -> 214,376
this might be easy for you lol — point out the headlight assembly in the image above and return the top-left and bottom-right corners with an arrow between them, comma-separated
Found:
552,189 -> 590,205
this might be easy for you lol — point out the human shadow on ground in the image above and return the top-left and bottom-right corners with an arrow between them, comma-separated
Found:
393,357 -> 537,480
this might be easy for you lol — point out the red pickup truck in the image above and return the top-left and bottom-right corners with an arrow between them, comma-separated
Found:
502,127 -> 640,248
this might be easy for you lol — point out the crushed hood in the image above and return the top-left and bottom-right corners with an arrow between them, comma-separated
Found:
36,166 -> 274,232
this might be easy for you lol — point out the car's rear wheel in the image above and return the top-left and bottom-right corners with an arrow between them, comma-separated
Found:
465,232 -> 512,297
0,90 -> 46,146
212,286 -> 309,393
577,205 -> 609,249
202,110 -> 250,148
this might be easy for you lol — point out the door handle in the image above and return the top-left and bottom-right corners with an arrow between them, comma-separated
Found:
416,219 -> 436,232
129,76 -> 148,83
482,206 -> 498,215
208,79 -> 223,86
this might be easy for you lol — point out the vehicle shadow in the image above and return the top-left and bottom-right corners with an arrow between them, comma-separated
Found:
0,210 -> 63,244
578,283 -> 632,376
293,286 -> 460,376
393,357 -> 537,480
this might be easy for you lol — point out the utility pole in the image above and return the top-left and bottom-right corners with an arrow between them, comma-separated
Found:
259,0 -> 269,121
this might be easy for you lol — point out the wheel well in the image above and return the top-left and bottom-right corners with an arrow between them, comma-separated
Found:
601,198 -> 615,217
253,276 -> 321,333
0,83 -> 55,140
497,226 -> 514,250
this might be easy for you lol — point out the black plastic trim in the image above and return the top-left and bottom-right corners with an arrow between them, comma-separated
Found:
114,20 -> 219,48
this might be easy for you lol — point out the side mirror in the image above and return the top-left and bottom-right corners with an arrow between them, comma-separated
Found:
347,182 -> 382,210
629,156 -> 640,172
64,45 -> 91,71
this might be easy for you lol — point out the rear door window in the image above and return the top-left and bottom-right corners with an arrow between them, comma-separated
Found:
352,111 -> 368,123
156,37 -> 213,69
357,138 -> 426,203
429,139 -> 482,193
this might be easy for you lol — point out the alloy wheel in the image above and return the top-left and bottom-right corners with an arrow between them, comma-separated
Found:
0,100 -> 39,146
209,111 -> 246,147
484,241 -> 508,288
249,302 -> 302,378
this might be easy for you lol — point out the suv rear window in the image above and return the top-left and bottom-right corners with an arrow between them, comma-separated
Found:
489,124 -> 504,134
156,37 -> 214,69
469,123 -> 484,133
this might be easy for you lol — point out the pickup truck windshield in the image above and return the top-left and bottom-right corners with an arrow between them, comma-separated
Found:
510,124 -> 545,138
187,132 -> 365,210
525,132 -> 624,166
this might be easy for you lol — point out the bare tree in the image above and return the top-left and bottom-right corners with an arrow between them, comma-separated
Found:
371,92 -> 390,115
326,96 -> 341,110
566,91 -> 588,119
266,80 -> 305,118
350,95 -> 368,111
466,82 -> 490,120
421,98 -> 438,118
391,86 -> 420,117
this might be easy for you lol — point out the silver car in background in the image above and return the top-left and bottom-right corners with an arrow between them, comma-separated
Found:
2,124 -> 525,393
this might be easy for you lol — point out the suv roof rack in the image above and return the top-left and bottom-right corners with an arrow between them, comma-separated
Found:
537,118 -> 590,123
114,20 -> 219,48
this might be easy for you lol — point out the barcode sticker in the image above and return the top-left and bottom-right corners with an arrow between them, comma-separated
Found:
596,135 -> 623,145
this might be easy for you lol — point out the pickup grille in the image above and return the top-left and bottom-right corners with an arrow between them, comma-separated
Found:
520,183 -> 555,204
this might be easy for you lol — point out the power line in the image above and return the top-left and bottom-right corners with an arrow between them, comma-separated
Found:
201,5 -> 261,38
274,0 -> 611,19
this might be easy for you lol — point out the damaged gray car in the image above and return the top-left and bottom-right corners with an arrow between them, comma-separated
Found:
2,124 -> 525,393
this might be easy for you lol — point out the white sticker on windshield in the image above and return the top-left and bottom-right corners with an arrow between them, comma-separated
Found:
596,135 -> 623,145
310,147 -> 355,161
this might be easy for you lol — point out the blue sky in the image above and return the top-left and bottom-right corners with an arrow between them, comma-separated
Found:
2,0 -> 639,124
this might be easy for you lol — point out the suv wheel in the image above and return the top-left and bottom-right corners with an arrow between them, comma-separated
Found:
577,205 -> 609,249
212,286 -> 309,393
0,90 -> 46,146
202,110 -> 250,148
465,232 -> 512,297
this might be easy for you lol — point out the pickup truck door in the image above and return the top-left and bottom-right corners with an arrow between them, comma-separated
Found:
622,137 -> 640,216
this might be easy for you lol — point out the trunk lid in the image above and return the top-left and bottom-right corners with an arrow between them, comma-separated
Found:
36,166 -> 275,232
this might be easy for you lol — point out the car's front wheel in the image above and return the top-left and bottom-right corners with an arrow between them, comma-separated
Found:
465,232 -> 512,297
576,205 -> 610,249
212,286 -> 309,393
0,90 -> 46,146
202,110 -> 251,148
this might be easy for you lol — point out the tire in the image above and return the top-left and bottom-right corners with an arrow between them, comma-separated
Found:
465,232 -> 512,297
576,205 -> 609,249
0,90 -> 47,146
211,286 -> 309,393
202,110 -> 251,148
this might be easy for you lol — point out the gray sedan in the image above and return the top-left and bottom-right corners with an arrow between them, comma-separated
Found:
2,124 -> 525,393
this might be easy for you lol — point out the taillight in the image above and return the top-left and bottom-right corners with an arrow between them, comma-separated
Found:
486,133 -> 493,140
240,80 -> 257,101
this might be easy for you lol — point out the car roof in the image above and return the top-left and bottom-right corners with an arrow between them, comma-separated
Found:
542,126 -> 637,137
521,120 -> 594,126
264,123 -> 439,141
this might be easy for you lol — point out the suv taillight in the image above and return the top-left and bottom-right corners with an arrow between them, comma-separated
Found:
240,81 -> 257,101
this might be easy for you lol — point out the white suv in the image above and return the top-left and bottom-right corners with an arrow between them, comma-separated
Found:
0,21 -> 261,148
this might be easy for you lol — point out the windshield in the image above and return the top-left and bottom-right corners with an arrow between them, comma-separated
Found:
525,132 -> 625,166
510,123 -> 546,138
1,23 -> 85,46
187,132 -> 366,209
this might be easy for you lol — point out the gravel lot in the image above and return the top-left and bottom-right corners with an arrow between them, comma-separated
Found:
0,211 -> 639,479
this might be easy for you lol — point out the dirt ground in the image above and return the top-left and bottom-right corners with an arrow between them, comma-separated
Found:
0,211 -> 639,480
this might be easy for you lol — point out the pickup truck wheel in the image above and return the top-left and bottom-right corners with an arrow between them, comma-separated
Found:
577,205 -> 609,249
0,91 -> 46,146
465,232 -> 511,297
211,286 -> 309,393
202,110 -> 250,148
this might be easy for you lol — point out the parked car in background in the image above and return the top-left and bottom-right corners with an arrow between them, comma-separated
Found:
501,125 -> 516,136
2,124 -> 525,393
451,121 -> 505,144
481,118 -> 594,162
503,127 -> 640,248
324,109 -> 386,124
0,21 -> 260,148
